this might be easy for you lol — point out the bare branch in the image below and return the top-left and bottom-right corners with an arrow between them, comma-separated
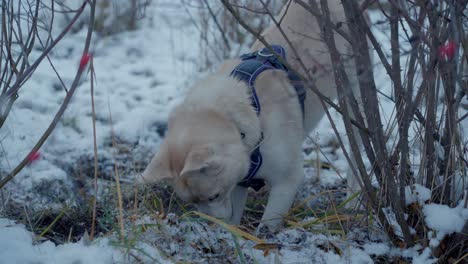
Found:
0,0 -> 96,189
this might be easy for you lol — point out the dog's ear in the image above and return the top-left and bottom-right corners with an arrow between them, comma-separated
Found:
139,141 -> 172,184
180,144 -> 221,177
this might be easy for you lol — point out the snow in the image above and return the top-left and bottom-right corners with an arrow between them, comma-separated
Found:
0,218 -> 172,264
405,184 -> 431,206
251,247 -> 373,264
411,248 -> 437,264
0,218 -> 120,264
363,242 -> 390,256
423,203 -> 467,234
421,203 -> 468,250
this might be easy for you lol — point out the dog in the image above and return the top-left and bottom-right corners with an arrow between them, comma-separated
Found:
140,1 -> 361,231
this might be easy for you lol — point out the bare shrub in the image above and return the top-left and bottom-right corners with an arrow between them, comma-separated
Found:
53,0 -> 151,35
221,0 -> 467,261
0,0 -> 96,188
94,0 -> 151,34
186,0 -> 284,69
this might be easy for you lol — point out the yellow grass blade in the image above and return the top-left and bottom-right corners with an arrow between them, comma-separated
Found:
193,211 -> 265,244
291,214 -> 362,228
36,208 -> 67,240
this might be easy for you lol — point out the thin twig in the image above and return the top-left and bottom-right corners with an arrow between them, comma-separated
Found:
202,0 -> 231,50
6,1 -> 88,98
90,57 -> 98,240
108,100 -> 125,238
0,0 -> 96,189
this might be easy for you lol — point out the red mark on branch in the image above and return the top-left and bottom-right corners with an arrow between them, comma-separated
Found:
27,151 -> 41,164
79,53 -> 92,70
438,41 -> 456,61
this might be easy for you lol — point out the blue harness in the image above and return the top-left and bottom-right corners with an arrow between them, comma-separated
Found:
230,45 -> 306,191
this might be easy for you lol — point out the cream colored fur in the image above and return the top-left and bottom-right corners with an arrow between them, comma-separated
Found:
141,1 -> 361,230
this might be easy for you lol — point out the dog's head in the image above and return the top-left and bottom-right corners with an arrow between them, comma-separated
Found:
140,108 -> 251,221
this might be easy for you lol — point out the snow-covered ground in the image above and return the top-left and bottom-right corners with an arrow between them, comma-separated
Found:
0,1 -> 467,263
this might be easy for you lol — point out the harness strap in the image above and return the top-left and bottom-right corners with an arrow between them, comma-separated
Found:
230,45 -> 306,191
236,133 -> 264,191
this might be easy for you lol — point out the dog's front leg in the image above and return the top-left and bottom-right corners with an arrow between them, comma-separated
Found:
258,168 -> 303,232
229,185 -> 248,225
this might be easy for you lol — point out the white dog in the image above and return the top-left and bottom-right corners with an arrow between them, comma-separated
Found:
141,1 -> 359,230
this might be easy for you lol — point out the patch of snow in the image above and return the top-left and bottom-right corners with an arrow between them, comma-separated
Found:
0,218 -> 171,264
0,218 -> 120,264
250,239 -> 373,264
363,242 -> 390,256
411,247 -> 437,264
423,203 -> 467,234
405,184 -> 431,205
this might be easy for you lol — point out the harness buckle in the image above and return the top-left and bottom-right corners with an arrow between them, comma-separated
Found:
257,49 -> 274,58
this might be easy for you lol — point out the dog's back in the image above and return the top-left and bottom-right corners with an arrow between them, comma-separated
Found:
251,1 -> 354,134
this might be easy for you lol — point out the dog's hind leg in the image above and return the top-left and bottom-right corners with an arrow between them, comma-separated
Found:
229,185 -> 249,225
344,78 -> 366,209
345,154 -> 363,207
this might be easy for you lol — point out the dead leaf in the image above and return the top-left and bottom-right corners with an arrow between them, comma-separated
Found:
253,243 -> 283,251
